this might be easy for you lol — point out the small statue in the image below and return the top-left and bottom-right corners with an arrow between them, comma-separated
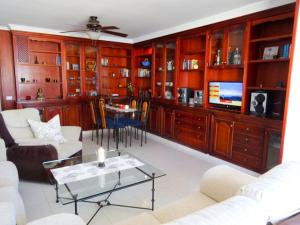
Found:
36,88 -> 45,101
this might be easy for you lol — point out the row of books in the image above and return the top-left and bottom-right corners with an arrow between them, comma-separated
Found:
280,43 -> 290,59
182,59 -> 199,70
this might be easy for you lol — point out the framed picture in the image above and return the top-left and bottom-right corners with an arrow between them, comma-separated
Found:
72,64 -> 79,71
263,46 -> 279,60
86,60 -> 96,71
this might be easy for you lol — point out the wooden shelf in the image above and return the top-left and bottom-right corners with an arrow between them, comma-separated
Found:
102,55 -> 131,58
67,69 -> 80,72
250,34 -> 292,43
67,54 -> 80,57
18,63 -> 61,67
136,54 -> 152,58
182,50 -> 205,55
19,82 -> 62,85
207,64 -> 243,69
102,65 -> 130,69
30,50 -> 61,54
136,76 -> 151,79
249,58 -> 289,64
247,86 -> 286,91
180,68 -> 204,72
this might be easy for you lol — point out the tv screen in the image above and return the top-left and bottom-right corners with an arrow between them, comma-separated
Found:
209,82 -> 243,108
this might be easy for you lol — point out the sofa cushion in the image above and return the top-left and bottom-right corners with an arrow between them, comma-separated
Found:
57,140 -> 82,159
153,192 -> 216,223
0,202 -> 16,225
61,126 -> 82,142
200,165 -> 255,202
0,114 -> 15,147
115,213 -> 161,225
0,186 -> 26,225
237,161 -> 300,223
28,115 -> 66,143
0,161 -> 19,188
26,213 -> 85,225
1,108 -> 40,140
165,196 -> 268,225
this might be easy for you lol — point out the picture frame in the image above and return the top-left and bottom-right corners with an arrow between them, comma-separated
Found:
86,60 -> 96,71
72,64 -> 79,71
263,46 -> 279,60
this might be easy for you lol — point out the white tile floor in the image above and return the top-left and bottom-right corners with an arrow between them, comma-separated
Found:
20,131 -> 257,225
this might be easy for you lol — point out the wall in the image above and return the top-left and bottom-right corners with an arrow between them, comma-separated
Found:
282,0 -> 300,161
0,30 -> 16,110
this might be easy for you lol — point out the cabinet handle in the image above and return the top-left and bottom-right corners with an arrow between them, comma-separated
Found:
198,117 -> 201,121
245,138 -> 249,142
230,124 -> 233,127
246,127 -> 250,131
197,126 -> 201,129
244,148 -> 248,152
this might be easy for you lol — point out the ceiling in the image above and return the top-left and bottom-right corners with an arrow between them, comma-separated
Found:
0,0 -> 295,43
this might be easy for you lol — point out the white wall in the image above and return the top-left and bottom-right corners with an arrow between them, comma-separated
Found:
282,0 -> 300,162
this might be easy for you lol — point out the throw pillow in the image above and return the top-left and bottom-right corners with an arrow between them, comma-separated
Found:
28,115 -> 66,143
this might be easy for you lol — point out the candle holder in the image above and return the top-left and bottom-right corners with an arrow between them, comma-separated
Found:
98,162 -> 105,168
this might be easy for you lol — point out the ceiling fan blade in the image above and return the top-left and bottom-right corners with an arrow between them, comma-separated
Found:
101,26 -> 119,30
101,30 -> 128,37
60,29 -> 89,33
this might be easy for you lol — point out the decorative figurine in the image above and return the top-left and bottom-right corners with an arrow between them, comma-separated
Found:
215,49 -> 222,65
36,88 -> 45,101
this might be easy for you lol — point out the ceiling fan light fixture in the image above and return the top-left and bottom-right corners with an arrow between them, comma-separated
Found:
86,30 -> 100,40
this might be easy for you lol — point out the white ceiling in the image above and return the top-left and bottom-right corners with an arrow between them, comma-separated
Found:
0,0 -> 295,43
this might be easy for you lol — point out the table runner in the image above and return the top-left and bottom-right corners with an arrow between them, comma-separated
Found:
51,154 -> 144,185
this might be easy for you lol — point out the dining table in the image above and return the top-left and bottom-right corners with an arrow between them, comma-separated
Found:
105,104 -> 138,148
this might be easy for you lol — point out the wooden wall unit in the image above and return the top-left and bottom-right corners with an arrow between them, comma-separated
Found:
0,4 -> 295,172
0,30 -> 17,109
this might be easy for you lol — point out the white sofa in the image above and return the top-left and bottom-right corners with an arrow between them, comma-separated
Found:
0,108 -> 82,181
0,139 -> 85,225
116,161 -> 300,225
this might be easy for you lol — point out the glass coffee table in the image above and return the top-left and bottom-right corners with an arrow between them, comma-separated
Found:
43,150 -> 165,224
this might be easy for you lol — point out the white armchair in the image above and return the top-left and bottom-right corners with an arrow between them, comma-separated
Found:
0,108 -> 82,181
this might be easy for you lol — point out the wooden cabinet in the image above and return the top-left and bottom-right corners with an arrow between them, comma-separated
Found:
153,40 -> 177,100
162,107 -> 174,138
211,116 -> 233,159
209,25 -> 245,67
149,104 -> 162,134
232,122 -> 264,171
44,106 -> 63,123
174,110 -> 208,152
100,46 -> 131,97
62,104 -> 81,126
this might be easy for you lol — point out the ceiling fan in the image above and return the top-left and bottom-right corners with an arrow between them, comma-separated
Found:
60,16 -> 128,39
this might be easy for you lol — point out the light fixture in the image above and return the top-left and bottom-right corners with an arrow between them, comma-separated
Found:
86,30 -> 101,40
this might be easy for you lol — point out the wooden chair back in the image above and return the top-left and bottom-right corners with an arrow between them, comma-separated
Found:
99,99 -> 107,129
130,99 -> 137,109
140,100 -> 150,123
89,101 -> 96,125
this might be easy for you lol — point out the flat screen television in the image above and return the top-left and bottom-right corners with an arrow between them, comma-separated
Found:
209,81 -> 243,110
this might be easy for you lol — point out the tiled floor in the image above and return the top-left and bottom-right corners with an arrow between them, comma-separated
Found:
20,131 -> 257,225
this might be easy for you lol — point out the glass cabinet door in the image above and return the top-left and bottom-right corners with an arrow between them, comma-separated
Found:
85,46 -> 98,96
165,41 -> 176,100
210,31 -> 224,66
66,42 -> 81,97
266,130 -> 281,170
155,43 -> 163,98
227,26 -> 244,65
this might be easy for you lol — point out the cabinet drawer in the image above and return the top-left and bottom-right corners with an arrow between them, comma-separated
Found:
233,133 -> 263,147
175,119 -> 205,132
234,122 -> 264,137
232,144 -> 263,157
175,111 -> 206,125
175,127 -> 205,149
232,151 -> 262,171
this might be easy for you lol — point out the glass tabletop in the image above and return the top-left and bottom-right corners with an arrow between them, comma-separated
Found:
43,150 -> 166,204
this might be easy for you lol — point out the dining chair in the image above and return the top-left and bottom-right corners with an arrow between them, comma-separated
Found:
122,99 -> 150,147
89,100 -> 101,144
98,99 -> 127,150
